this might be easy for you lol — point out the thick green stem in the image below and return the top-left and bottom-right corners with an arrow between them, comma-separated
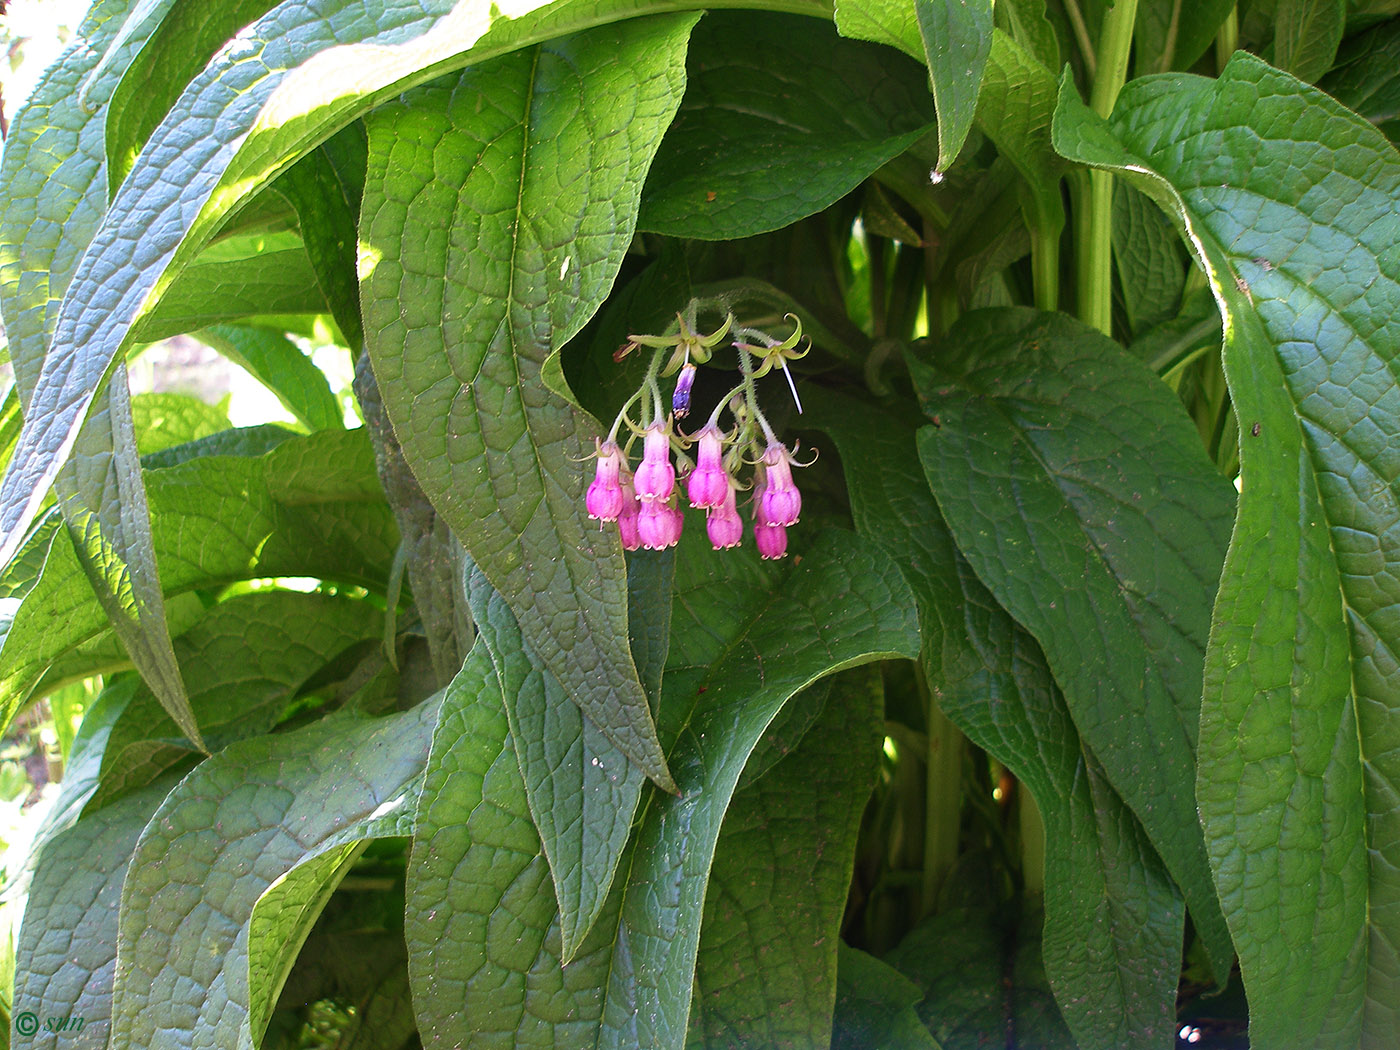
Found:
919,669 -> 964,917
1030,216 -> 1061,313
1215,6 -> 1239,74
1077,0 -> 1138,335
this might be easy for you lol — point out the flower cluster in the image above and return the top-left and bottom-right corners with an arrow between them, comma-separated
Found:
586,307 -> 813,559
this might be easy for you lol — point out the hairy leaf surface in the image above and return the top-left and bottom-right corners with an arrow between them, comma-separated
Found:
813,388 -> 1189,1045
360,16 -> 698,790
110,700 -> 438,1050
1054,54 -> 1400,1047
637,11 -> 934,240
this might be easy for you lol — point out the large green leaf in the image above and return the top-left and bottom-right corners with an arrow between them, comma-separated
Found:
0,3 -> 204,750
462,551 -> 665,963
689,666 -> 884,1050
636,11 -> 934,240
1320,17 -> 1400,143
405,531 -> 918,1049
0,0 -> 822,571
359,15 -> 698,791
109,700 -> 439,1050
1052,54 -> 1400,1047
887,906 -> 1074,1049
88,590 -> 385,811
129,392 -> 231,454
1112,181 -> 1186,335
830,945 -> 938,1050
11,778 -> 177,1050
0,429 -> 396,734
909,307 -> 1236,983
812,388 -> 1189,1047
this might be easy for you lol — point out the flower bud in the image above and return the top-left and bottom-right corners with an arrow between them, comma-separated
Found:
617,476 -> 642,550
754,520 -> 788,560
672,363 -> 697,419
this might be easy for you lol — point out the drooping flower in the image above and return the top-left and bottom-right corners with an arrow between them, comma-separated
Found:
672,363 -> 698,419
637,497 -> 684,550
756,442 -> 802,526
617,476 -> 641,550
754,520 -> 788,560
706,484 -> 743,549
633,421 -> 676,502
686,425 -> 729,508
585,440 -> 626,521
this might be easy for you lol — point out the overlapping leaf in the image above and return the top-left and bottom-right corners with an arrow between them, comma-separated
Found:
0,429 -> 396,733
12,777 -> 179,1050
913,0 -> 993,172
689,667 -> 885,1050
406,531 -> 917,1049
1054,53 -> 1400,1048
195,325 -> 343,433
637,11 -> 935,240
812,388 -> 1191,1046
0,0 -> 203,750
110,700 -> 439,1050
359,15 -> 698,791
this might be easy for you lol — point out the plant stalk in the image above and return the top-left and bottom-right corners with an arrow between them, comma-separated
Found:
919,668 -> 963,917
1077,0 -> 1139,335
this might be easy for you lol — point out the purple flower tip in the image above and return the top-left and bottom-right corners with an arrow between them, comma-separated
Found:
672,363 -> 697,419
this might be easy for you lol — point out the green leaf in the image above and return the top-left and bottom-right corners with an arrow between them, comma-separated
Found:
271,127 -> 366,350
1112,181 -> 1187,336
462,553 -> 658,963
359,15 -> 699,791
811,388 -> 1189,1046
834,0 -> 923,59
195,325 -> 343,432
914,0 -> 994,172
90,590 -> 385,810
0,429 -> 396,735
13,778 -> 178,1050
1052,55 -> 1400,1046
129,392 -> 230,455
887,906 -> 1074,1050
831,944 -> 938,1050
909,308 -> 1235,983
974,31 -> 1066,272
110,700 -> 439,1050
689,666 -> 885,1050
1274,0 -> 1346,83
1133,0 -> 1236,75
104,0 -> 283,196
636,11 -> 935,240
0,2 -> 204,750
135,232 -> 330,341
1320,17 -> 1400,143
405,531 -> 918,1049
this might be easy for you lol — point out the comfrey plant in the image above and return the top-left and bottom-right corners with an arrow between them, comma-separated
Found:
0,2 -> 1398,1050
588,307 -> 811,557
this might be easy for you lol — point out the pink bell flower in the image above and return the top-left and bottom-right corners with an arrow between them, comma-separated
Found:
637,498 -> 684,550
686,425 -> 729,509
617,476 -> 642,551
586,440 -> 626,521
633,422 -> 676,502
754,520 -> 788,560
757,442 -> 801,526
706,484 -> 743,549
